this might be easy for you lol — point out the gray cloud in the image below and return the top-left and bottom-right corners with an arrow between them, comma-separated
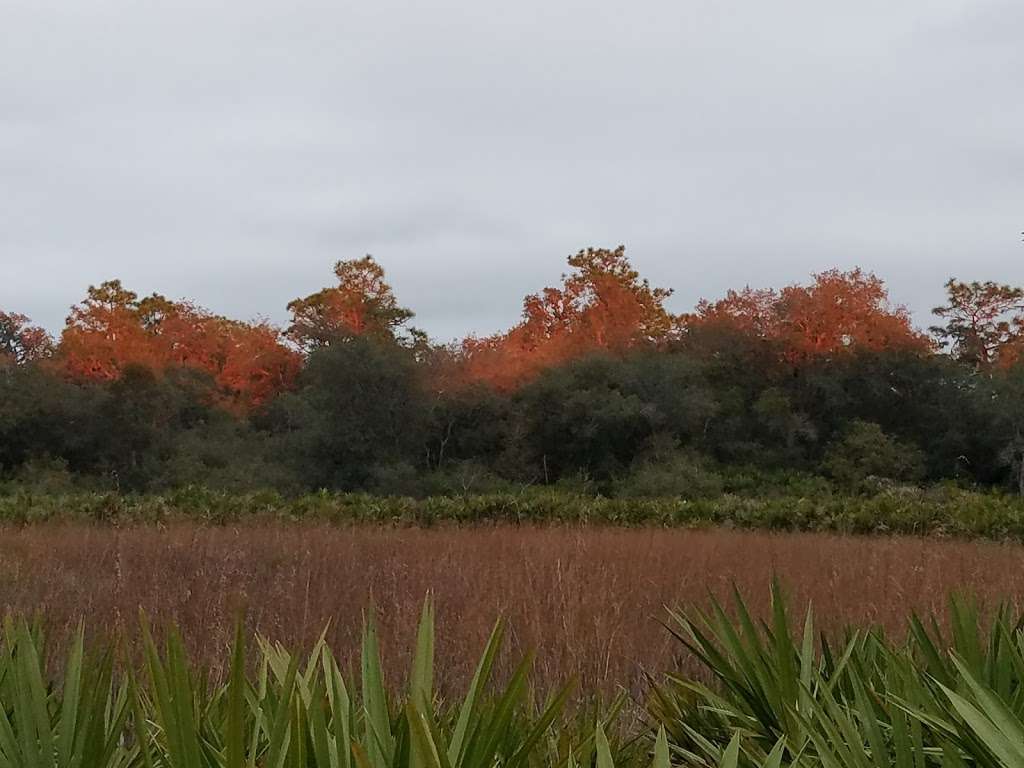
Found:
2,0 -> 1022,342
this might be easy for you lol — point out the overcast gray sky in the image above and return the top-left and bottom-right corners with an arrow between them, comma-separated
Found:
2,0 -> 1022,342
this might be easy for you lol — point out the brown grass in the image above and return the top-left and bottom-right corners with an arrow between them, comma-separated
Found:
2,523 -> 1024,695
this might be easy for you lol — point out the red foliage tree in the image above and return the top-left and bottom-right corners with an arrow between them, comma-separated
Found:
684,269 -> 930,364
59,281 -> 160,379
777,269 -> 932,360
204,318 -> 302,411
58,280 -> 299,409
454,246 -> 678,389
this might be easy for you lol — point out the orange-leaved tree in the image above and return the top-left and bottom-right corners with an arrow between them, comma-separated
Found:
58,280 -> 300,409
199,317 -> 303,410
59,280 -> 161,379
776,269 -> 931,360
286,256 -> 418,351
455,246 -> 679,389
685,269 -> 930,363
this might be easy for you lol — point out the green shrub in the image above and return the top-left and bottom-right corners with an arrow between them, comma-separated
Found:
615,453 -> 725,499
5,485 -> 1024,541
822,420 -> 926,490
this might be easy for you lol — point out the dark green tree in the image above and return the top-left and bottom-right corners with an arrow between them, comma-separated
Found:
263,338 -> 428,489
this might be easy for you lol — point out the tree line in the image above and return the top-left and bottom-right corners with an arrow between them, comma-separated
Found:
3,246 -> 1024,496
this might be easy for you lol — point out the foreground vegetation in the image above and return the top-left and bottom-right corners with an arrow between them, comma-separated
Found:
6,485 -> 1024,541
5,590 -> 1024,767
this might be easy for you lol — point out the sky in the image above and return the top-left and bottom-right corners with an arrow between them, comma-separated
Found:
2,0 -> 1022,343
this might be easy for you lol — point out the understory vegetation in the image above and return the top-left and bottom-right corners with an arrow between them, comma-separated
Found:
6,484 -> 1024,541
4,344 -> 1024,502
4,590 -> 1024,767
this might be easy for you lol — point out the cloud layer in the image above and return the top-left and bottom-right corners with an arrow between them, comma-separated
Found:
3,0 -> 1022,341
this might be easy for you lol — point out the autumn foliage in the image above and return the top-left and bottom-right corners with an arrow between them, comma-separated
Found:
286,256 -> 418,350
452,261 -> 933,389
454,246 -> 678,389
684,268 -> 932,363
57,280 -> 300,410
9,250 -> 1024,414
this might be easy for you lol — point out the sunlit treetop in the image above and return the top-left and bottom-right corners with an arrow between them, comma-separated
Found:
286,256 -> 419,351
60,280 -> 161,378
453,246 -> 680,390
684,268 -> 932,363
58,280 -> 300,411
31,252 -> 1024,409
0,311 -> 54,367
931,278 -> 1024,369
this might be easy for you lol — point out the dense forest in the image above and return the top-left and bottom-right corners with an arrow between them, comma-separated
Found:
4,247 -> 1024,497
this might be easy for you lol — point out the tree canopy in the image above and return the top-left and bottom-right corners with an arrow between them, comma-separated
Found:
6,247 -> 1024,496
286,256 -> 419,351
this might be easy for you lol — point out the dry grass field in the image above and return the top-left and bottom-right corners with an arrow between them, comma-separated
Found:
2,523 -> 1023,695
